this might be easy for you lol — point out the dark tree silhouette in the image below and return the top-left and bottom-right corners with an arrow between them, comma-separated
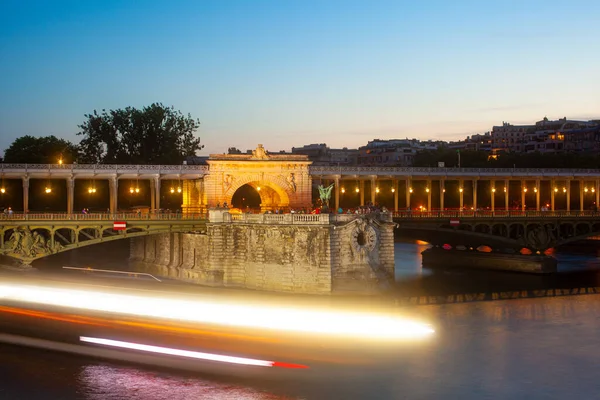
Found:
77,103 -> 203,164
3,135 -> 78,164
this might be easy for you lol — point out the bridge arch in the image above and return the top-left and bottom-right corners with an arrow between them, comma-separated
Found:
224,174 -> 293,211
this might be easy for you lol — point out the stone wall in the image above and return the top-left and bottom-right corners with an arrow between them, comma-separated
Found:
131,211 -> 395,294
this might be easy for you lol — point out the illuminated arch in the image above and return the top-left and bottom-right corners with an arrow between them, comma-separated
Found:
223,174 -> 292,210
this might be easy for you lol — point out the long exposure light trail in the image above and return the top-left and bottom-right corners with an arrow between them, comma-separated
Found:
0,283 -> 434,339
79,336 -> 308,368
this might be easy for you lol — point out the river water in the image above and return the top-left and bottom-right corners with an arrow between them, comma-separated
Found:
2,240 -> 600,399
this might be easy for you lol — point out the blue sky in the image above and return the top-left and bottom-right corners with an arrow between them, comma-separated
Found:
1,0 -> 599,156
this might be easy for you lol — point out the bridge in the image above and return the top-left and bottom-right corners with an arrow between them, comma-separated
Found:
2,146 -> 600,215
393,210 -> 600,253
0,213 -> 206,265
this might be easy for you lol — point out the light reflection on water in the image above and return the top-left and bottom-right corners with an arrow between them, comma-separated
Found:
77,365 -> 295,400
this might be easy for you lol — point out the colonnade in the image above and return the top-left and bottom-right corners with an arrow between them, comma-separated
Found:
329,177 -> 600,212
16,176 -> 165,213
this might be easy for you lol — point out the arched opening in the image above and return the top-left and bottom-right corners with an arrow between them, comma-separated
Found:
231,184 -> 262,212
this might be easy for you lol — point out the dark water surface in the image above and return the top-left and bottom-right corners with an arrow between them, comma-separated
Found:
2,240 -> 600,399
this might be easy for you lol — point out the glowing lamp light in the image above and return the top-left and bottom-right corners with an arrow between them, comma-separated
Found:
256,186 -> 261,192
409,188 -> 413,193
442,189 -> 446,193
170,187 -> 175,194
593,188 -> 596,193
375,187 -> 380,194
391,187 -> 395,193
341,187 -> 345,194
425,188 -> 430,193
135,187 -> 140,193
523,188 -> 527,193
130,187 -> 134,194
459,188 -> 463,193
585,187 -> 589,193
534,187 -> 538,193
554,187 -> 558,192
0,188 -> 5,194
45,187 -> 52,194
355,187 -> 359,193
503,187 -> 507,193
563,188 -> 567,193
492,188 -> 496,193
177,187 -> 182,193
58,158 -> 63,165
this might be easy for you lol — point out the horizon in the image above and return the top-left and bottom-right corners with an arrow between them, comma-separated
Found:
1,0 -> 599,156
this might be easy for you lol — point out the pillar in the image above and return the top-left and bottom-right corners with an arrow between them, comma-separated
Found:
66,177 -> 74,214
535,179 -> 540,211
580,179 -> 585,212
504,179 -> 509,211
490,179 -> 495,212
370,176 -> 376,205
521,180 -> 526,212
566,180 -> 571,211
393,179 -> 399,212
551,179 -> 555,211
109,177 -> 118,214
426,179 -> 432,211
406,179 -> 411,210
154,177 -> 161,212
459,179 -> 464,211
596,179 -> 599,210
334,176 -> 340,211
472,180 -> 478,211
439,179 -> 445,211
22,176 -> 29,213
359,181 -> 365,206
150,179 -> 156,211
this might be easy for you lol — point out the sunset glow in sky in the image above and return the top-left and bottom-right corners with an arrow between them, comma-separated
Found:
1,0 -> 599,155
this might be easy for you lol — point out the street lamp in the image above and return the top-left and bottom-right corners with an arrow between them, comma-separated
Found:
0,188 -> 5,194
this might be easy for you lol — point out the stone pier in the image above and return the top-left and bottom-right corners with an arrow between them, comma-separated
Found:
130,210 -> 395,294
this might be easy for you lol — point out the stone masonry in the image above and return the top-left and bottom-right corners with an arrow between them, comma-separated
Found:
130,210 -> 395,294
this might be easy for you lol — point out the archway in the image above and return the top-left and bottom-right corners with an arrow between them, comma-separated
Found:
231,184 -> 262,212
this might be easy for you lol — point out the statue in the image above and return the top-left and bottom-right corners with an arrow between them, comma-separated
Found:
318,183 -> 335,208
223,174 -> 234,191
251,144 -> 270,160
286,173 -> 296,192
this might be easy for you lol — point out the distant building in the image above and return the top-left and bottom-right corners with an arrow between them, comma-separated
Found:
491,117 -> 599,154
356,139 -> 441,167
291,144 -> 358,165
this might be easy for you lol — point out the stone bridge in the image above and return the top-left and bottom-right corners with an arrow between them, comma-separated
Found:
0,213 -> 207,265
394,210 -> 600,253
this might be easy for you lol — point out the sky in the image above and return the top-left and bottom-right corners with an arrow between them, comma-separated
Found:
1,0 -> 599,156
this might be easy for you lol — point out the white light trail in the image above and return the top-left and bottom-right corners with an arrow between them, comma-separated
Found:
0,284 -> 434,339
79,336 -> 304,368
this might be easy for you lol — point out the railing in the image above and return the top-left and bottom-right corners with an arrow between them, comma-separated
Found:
0,212 -> 207,221
309,165 -> 600,176
0,163 -> 209,173
226,212 -> 389,225
392,210 -> 600,219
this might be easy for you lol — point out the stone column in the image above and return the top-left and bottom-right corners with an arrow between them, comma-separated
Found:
154,176 -> 161,212
66,177 -> 74,214
150,179 -> 156,212
334,175 -> 340,211
566,180 -> 571,211
596,179 -> 599,210
393,179 -> 399,212
427,179 -> 432,211
459,179 -> 464,211
521,180 -> 526,211
535,179 -> 540,211
22,176 -> 29,213
109,177 -> 118,214
406,179 -> 411,210
504,179 -> 509,211
439,179 -> 445,211
490,179 -> 495,212
370,176 -> 376,205
580,179 -> 585,212
472,180 -> 478,210
359,181 -> 365,206
551,179 -> 556,211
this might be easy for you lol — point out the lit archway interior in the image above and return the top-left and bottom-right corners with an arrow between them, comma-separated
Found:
229,182 -> 288,212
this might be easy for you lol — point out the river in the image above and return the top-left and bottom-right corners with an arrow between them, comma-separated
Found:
2,240 -> 600,399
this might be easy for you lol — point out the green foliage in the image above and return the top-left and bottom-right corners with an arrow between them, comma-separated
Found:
77,103 -> 203,164
3,135 -> 78,164
227,147 -> 243,154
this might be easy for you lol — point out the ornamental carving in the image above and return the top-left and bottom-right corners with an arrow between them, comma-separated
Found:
518,224 -> 557,251
351,218 -> 378,254
2,227 -> 63,259
251,144 -> 270,160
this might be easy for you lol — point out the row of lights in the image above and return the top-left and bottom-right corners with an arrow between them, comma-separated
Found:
338,186 -> 600,195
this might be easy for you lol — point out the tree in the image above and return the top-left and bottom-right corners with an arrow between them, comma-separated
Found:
3,135 -> 79,164
77,103 -> 203,164
227,147 -> 243,154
